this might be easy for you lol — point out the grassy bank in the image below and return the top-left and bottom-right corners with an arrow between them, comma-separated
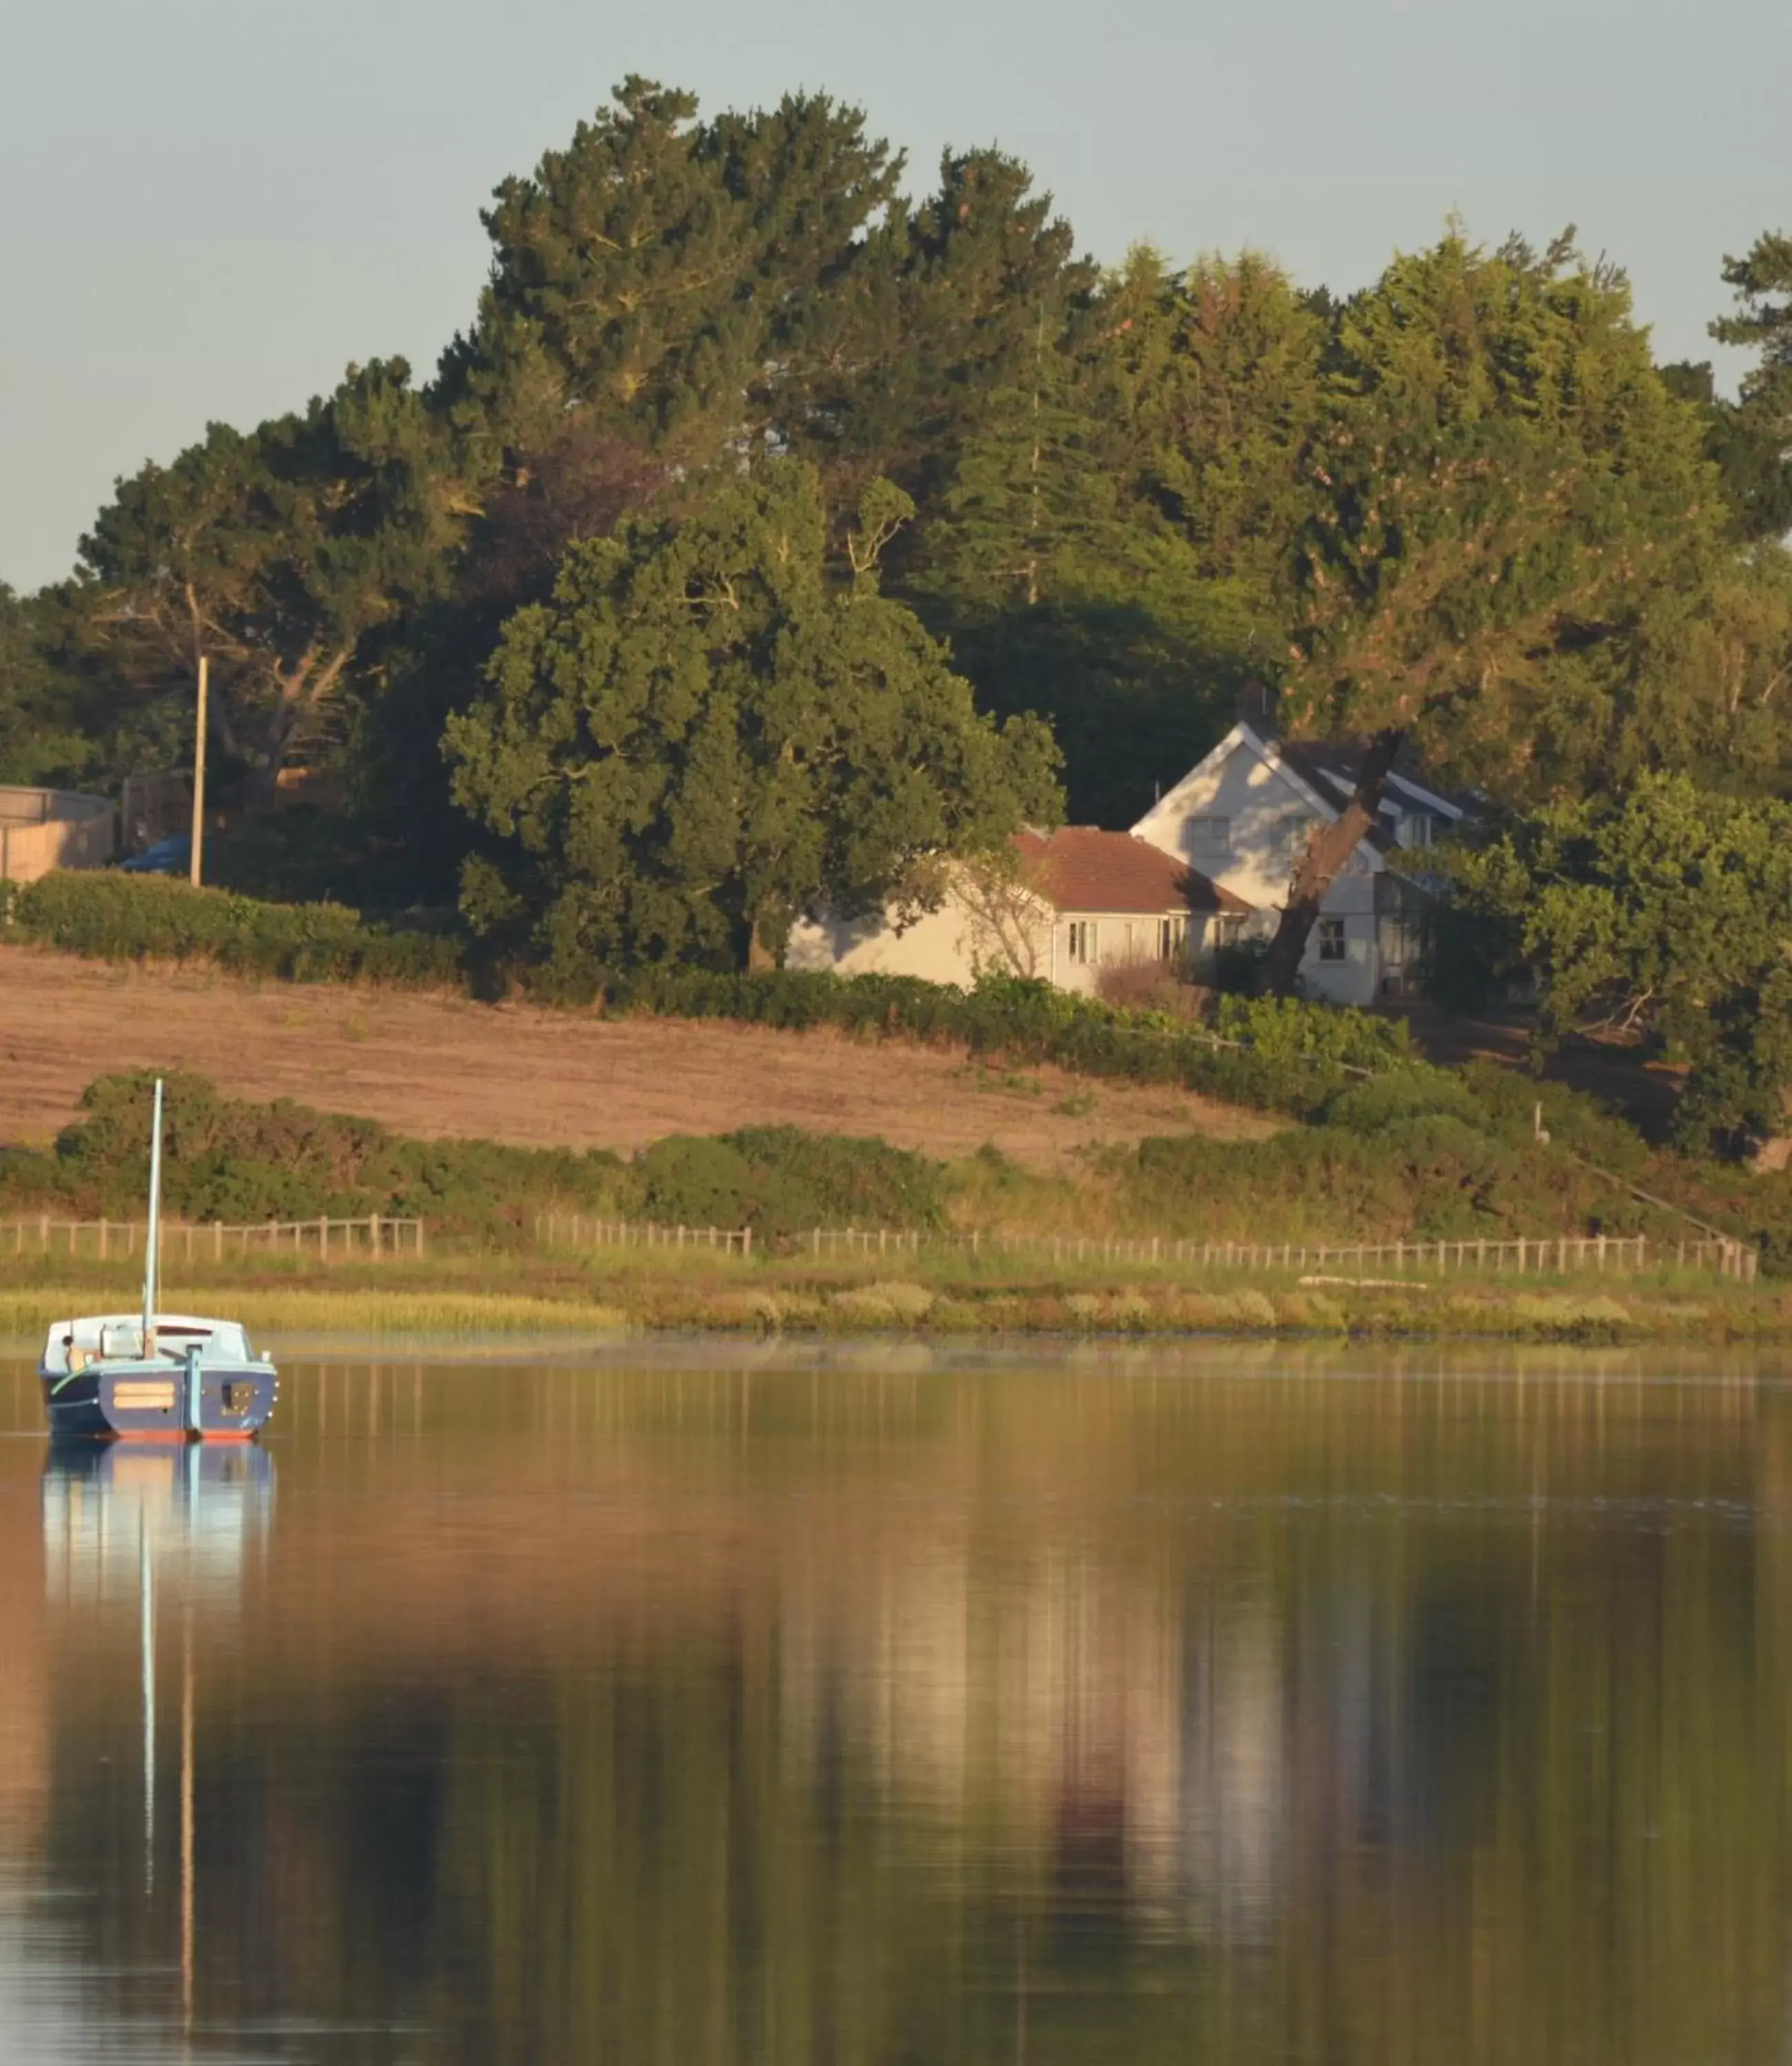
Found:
3,1244 -> 1787,1347
10,1065 -> 1790,1268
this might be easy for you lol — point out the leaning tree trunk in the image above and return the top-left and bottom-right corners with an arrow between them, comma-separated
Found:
1258,727 -> 1406,997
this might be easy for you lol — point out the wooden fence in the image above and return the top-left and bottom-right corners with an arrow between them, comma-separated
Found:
535,1215 -> 756,1256
3,1215 -> 425,1262
537,1218 -> 1758,1282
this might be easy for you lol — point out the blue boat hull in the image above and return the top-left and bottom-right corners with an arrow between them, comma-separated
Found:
42,1360 -> 278,1441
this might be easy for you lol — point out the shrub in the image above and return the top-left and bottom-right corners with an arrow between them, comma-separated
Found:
1324,1065 -> 1492,1137
596,968 -> 1409,1118
16,1071 -> 627,1235
629,1126 -> 947,1239
1,872 -> 461,988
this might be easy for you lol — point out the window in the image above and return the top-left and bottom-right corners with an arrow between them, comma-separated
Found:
1212,915 -> 1244,949
1274,814 -> 1315,864
1188,816 -> 1231,859
1157,915 -> 1187,960
1317,917 -> 1347,962
1065,920 -> 1098,965
1399,811 -> 1435,851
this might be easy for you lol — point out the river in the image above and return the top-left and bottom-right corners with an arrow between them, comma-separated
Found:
0,1339 -> 1788,2063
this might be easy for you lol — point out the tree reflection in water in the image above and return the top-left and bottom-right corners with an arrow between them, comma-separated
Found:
0,1348 -> 1785,2065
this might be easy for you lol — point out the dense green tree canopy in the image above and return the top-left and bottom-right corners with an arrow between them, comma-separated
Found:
1705,231 -> 1792,541
1255,232 -> 1720,990
908,250 -> 1316,822
445,462 -> 1061,973
0,583 -> 92,786
80,359 -> 473,803
1441,774 -> 1792,1149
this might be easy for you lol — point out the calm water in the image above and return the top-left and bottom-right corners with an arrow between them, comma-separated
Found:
1,1341 -> 1791,2065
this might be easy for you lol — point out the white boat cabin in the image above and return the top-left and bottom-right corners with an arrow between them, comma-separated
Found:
39,1313 -> 259,1378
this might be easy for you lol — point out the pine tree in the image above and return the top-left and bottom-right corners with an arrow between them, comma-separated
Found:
1705,232 -> 1792,541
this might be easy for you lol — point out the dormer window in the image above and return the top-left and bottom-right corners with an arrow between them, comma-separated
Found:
1399,812 -> 1435,851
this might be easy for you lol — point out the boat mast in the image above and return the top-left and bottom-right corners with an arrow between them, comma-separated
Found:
143,1078 -> 164,1358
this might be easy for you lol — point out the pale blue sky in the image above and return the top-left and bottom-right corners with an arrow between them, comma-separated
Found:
3,0 -> 1784,590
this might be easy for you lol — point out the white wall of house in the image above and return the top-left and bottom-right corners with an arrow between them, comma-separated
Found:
786,891 -> 1222,997
1050,910 -> 1221,995
785,894 -> 1029,988
1132,731 -> 1385,1007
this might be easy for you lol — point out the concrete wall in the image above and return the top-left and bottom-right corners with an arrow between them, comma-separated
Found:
0,788 -> 114,884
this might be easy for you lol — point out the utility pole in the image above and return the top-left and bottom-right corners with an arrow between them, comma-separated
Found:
189,655 -> 208,888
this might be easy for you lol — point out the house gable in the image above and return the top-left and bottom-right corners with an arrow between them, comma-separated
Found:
1132,723 -> 1384,913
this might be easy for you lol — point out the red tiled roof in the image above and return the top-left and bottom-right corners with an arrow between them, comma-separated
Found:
1012,828 -> 1250,916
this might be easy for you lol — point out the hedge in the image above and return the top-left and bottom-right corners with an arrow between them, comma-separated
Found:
594,966 -> 1412,1115
0,871 -> 1408,1115
0,870 -> 461,988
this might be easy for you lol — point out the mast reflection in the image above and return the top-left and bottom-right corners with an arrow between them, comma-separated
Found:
42,1439 -> 275,1607
37,1440 -> 276,2054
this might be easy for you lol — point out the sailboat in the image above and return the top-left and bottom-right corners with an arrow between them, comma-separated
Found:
37,1079 -> 279,1440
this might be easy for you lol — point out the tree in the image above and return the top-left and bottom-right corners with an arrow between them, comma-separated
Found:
1258,231 -> 1718,993
787,147 -> 1098,508
1099,247 -> 1327,603
1705,231 -> 1792,540
1516,545 -> 1792,800
1440,775 -> 1792,1151
443,81 -> 904,456
81,360 -> 473,805
444,462 -> 1061,974
0,584 -> 94,787
909,264 -> 1289,825
951,844 -> 1053,978
1659,359 -> 1792,545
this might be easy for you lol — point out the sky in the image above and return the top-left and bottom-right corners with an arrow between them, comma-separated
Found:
3,0 -> 1786,592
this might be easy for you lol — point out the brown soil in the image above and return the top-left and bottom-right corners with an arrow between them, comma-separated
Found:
0,947 -> 1278,1170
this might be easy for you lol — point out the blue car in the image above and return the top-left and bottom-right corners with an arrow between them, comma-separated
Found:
118,835 -> 192,875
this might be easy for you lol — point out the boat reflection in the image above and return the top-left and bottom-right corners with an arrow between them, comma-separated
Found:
42,1439 -> 275,1609
35,1439 -> 277,2054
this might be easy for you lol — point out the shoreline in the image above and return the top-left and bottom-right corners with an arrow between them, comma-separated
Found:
3,1251 -> 1787,1346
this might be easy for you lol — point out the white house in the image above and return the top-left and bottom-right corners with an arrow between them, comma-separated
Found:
785,827 -> 1251,997
1130,724 -> 1466,1006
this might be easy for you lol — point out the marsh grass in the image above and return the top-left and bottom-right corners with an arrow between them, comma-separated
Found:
1,1238 -> 1782,1348
0,1284 -> 629,1341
